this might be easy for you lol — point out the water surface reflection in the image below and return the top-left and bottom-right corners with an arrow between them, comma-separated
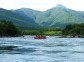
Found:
0,36 -> 84,62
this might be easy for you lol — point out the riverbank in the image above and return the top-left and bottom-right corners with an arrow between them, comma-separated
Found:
0,35 -> 84,38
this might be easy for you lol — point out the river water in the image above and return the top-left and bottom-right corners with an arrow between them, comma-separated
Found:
0,36 -> 84,62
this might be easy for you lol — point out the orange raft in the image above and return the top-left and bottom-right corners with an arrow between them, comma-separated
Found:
34,35 -> 46,39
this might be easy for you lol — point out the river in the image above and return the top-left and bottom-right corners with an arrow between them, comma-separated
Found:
0,36 -> 84,62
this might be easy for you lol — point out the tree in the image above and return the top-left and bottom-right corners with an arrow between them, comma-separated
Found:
62,24 -> 84,37
0,20 -> 21,37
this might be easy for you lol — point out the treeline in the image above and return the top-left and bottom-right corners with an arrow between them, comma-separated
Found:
22,28 -> 62,36
1,20 -> 84,37
0,20 -> 21,37
0,20 -> 62,36
62,23 -> 84,37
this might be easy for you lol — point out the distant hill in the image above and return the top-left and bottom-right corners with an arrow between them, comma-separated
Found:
0,4 -> 84,29
0,8 -> 40,29
35,5 -> 84,28
14,8 -> 41,20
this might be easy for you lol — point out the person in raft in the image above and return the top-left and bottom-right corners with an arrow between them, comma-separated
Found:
34,35 -> 46,39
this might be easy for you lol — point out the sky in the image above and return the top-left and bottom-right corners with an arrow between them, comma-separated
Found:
0,0 -> 84,11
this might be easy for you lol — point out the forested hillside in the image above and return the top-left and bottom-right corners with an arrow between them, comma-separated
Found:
0,5 -> 84,29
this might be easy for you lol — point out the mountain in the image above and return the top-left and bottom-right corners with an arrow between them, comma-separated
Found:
0,4 -> 84,29
14,8 -> 41,20
35,4 -> 84,28
0,8 -> 40,29
15,5 -> 84,28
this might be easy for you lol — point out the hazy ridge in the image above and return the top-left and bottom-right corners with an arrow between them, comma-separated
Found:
0,4 -> 84,29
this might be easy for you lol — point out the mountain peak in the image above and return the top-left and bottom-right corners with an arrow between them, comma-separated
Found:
56,4 -> 66,9
47,4 -> 67,11
56,4 -> 65,7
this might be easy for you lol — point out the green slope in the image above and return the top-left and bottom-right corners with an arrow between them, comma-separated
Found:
0,8 -> 40,29
35,5 -> 84,28
0,4 -> 84,29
